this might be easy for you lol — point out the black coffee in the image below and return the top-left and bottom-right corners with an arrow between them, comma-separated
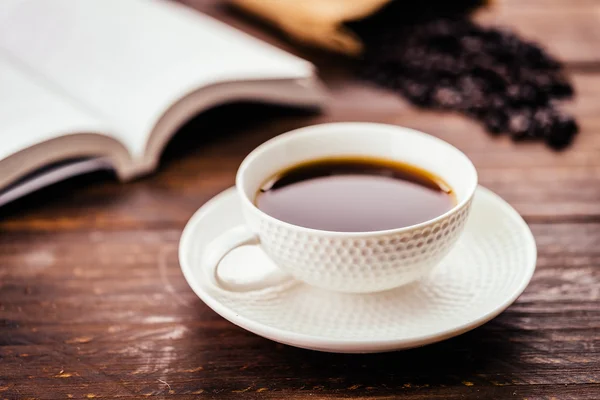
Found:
255,157 -> 456,232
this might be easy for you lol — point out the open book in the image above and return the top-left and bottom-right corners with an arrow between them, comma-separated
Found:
0,0 -> 324,207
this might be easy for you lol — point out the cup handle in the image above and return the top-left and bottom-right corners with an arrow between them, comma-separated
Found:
201,225 -> 293,292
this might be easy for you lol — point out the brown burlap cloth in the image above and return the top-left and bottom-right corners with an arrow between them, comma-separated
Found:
230,0 -> 490,56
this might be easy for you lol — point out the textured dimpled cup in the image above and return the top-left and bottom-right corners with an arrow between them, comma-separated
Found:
201,122 -> 478,293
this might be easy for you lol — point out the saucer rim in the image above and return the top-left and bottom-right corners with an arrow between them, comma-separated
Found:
179,186 -> 537,353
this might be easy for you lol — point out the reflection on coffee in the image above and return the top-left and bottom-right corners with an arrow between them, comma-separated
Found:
255,157 -> 456,232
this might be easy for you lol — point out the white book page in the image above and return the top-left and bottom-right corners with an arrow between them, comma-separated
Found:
0,0 -> 316,159
0,55 -> 110,162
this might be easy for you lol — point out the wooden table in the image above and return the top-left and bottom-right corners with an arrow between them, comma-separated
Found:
1,0 -> 599,398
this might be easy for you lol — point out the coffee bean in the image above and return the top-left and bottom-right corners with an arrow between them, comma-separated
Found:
549,76 -> 575,98
461,36 -> 484,53
546,111 -> 578,149
507,83 -> 548,107
484,111 -> 508,134
488,95 -> 507,111
532,108 -> 554,137
400,80 -> 433,106
508,110 -> 533,139
352,6 -> 577,149
433,86 -> 464,108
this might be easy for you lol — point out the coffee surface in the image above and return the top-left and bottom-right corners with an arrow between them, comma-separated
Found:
255,157 -> 456,232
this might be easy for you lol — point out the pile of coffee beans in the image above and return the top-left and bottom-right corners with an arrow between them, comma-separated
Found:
348,1 -> 578,149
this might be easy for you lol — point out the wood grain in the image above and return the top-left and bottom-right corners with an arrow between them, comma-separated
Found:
475,4 -> 600,65
1,72 -> 598,229
1,0 -> 600,399
1,223 -> 600,398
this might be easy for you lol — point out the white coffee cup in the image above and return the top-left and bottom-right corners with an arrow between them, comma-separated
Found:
201,122 -> 478,293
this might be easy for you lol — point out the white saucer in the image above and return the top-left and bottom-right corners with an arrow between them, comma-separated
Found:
179,186 -> 536,353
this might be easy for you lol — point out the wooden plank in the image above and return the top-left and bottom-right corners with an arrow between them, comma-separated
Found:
494,0 -> 599,8
475,4 -> 600,65
1,70 -> 599,229
1,223 -> 600,397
